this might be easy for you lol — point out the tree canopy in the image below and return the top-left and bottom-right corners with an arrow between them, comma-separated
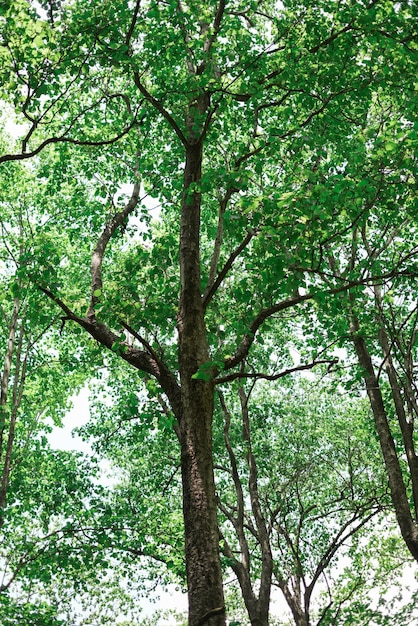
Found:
0,0 -> 417,624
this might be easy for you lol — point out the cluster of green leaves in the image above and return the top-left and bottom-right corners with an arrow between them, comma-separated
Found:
0,0 -> 417,622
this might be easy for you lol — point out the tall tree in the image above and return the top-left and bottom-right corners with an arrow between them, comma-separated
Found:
1,1 -> 417,622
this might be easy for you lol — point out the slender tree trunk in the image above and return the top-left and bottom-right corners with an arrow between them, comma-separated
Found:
373,285 -> 418,520
0,297 -> 20,528
239,387 -> 272,625
218,390 -> 270,626
236,575 -> 269,626
350,317 -> 418,560
280,581 -> 309,626
178,140 -> 225,625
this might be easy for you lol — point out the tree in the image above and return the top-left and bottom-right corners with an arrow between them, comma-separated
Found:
1,1 -> 417,623
0,136 -> 154,626
295,96 -> 418,559
214,376 -> 411,626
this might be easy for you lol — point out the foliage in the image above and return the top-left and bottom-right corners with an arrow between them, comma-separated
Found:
214,375 -> 413,624
0,0 -> 417,623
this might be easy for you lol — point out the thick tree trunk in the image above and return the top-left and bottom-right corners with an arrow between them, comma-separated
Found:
178,141 -> 225,625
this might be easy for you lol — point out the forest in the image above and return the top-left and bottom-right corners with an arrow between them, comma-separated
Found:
0,0 -> 417,624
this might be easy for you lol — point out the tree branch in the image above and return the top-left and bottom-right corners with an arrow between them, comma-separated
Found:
125,0 -> 142,47
88,180 -> 140,320
0,117 -> 140,164
133,72 -> 188,146
217,390 -> 250,570
203,228 -> 257,309
224,268 -> 418,372
216,359 -> 338,385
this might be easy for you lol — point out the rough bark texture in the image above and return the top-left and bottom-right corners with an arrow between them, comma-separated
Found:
178,141 -> 225,625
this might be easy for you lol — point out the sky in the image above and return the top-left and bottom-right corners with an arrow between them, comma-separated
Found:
48,386 -> 189,622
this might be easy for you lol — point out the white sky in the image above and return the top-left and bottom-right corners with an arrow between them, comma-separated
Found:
48,386 -> 188,622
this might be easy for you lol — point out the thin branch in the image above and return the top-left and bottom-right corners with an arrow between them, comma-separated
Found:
217,389 -> 251,571
216,358 -> 338,385
125,0 -> 142,47
133,72 -> 188,146
203,228 -> 258,309
201,0 -> 227,58
0,117 -> 140,165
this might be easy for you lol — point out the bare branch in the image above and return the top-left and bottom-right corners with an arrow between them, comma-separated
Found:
203,228 -> 257,309
216,358 -> 338,385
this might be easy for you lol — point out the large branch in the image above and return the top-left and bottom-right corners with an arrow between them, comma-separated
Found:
201,0 -> 227,59
0,297 -> 20,462
350,311 -> 418,561
38,286 -> 183,422
224,268 -> 418,372
223,291 -> 313,371
125,0 -> 142,47
88,180 -> 140,320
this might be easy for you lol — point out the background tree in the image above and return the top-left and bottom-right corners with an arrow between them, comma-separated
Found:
292,95 -> 418,559
0,140 -> 155,626
214,376 -> 413,626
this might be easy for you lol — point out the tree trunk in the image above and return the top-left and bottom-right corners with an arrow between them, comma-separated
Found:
372,283 -> 418,520
0,297 -> 20,527
239,387 -> 272,626
280,581 -> 309,626
350,318 -> 418,560
178,140 -> 225,625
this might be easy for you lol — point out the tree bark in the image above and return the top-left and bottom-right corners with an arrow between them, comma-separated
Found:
0,297 -> 20,527
350,317 -> 418,560
178,140 -> 225,625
